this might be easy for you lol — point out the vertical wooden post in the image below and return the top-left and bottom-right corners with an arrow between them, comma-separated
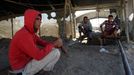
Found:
132,0 -> 134,13
57,17 -> 61,37
68,0 -> 76,38
123,0 -> 130,43
62,0 -> 67,39
11,18 -> 14,38
68,1 -> 73,39
131,0 -> 134,41
72,10 -> 76,38
120,0 -> 125,33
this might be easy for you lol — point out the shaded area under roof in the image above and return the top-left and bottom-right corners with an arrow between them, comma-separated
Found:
0,0 -> 121,20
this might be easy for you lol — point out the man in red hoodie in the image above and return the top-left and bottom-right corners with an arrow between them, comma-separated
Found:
9,9 -> 66,75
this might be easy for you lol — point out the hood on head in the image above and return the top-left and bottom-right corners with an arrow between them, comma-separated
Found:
24,9 -> 41,33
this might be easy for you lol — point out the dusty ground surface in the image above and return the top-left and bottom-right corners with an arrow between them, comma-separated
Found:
123,42 -> 134,74
0,37 -> 132,75
48,42 -> 125,75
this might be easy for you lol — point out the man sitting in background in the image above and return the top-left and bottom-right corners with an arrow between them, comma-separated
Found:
100,15 -> 119,38
78,16 -> 93,43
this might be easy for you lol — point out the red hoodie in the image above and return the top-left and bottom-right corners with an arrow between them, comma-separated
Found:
9,9 -> 54,70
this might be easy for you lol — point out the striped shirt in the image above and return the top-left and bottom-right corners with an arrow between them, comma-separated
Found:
100,20 -> 118,31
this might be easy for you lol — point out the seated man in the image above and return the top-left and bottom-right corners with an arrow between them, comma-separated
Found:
78,16 -> 93,43
9,9 -> 67,75
100,15 -> 119,38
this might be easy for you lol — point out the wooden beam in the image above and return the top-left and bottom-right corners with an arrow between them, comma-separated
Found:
47,1 -> 55,10
4,0 -> 64,7
74,2 -> 121,11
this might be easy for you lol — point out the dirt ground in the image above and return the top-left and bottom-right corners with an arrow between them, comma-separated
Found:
0,37 -> 133,75
49,42 -> 125,75
123,42 -> 134,74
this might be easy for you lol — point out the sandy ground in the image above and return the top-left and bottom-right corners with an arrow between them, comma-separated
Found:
0,37 -> 133,75
123,42 -> 134,74
48,42 -> 125,75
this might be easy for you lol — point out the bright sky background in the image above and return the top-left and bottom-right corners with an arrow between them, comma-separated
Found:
129,13 -> 134,21
75,10 -> 96,18
90,18 -> 107,27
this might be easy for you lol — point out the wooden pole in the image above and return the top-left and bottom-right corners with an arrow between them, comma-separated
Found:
124,0 -> 130,43
57,17 -> 61,37
72,10 -> 76,38
62,0 -> 67,39
11,18 -> 14,38
68,0 -> 73,39
70,0 -> 76,38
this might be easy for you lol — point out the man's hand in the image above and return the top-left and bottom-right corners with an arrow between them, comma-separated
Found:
53,38 -> 63,48
61,46 -> 68,54
53,38 -> 68,55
